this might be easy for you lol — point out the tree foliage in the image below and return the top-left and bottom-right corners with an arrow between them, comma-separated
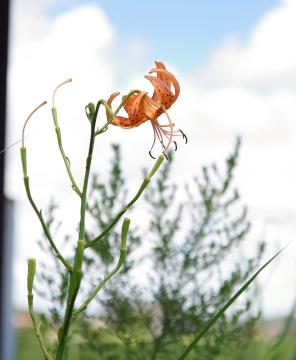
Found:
36,139 -> 265,359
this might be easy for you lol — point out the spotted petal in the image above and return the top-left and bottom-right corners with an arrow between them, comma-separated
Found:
122,92 -> 149,125
106,92 -> 120,121
145,74 -> 175,110
108,91 -> 150,128
154,61 -> 171,90
141,94 -> 162,119
145,67 -> 180,109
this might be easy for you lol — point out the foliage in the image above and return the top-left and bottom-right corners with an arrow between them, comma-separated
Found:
16,325 -> 296,360
35,139 -> 267,359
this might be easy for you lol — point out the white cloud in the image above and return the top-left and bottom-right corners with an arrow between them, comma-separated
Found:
183,0 -> 296,209
7,4 -> 117,198
176,0 -> 296,317
194,0 -> 296,91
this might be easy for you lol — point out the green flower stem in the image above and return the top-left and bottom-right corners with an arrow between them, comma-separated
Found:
27,259 -> 52,360
86,155 -> 164,249
73,218 -> 130,316
95,90 -> 140,136
55,105 -> 98,360
20,147 -> 72,272
51,108 -> 82,197
95,100 -> 115,135
178,246 -> 287,360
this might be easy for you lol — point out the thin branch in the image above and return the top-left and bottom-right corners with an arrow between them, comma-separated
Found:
85,155 -> 164,248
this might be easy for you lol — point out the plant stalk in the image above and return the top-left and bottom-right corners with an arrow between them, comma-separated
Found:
51,107 -> 82,197
21,147 -> 72,271
55,106 -> 98,359
27,259 -> 52,360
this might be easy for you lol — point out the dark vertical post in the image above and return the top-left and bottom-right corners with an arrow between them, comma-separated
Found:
0,0 -> 10,358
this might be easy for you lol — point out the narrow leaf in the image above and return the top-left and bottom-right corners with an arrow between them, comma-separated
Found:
178,246 -> 287,360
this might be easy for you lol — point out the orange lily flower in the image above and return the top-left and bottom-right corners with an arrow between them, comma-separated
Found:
107,61 -> 187,158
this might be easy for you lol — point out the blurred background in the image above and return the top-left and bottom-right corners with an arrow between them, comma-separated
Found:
2,0 -> 296,358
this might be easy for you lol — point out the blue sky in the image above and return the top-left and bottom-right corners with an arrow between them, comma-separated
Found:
48,0 -> 280,69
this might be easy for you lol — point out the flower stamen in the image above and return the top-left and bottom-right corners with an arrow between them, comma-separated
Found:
179,129 -> 188,144
149,150 -> 156,159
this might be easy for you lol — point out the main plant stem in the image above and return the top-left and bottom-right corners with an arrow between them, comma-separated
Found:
55,110 -> 97,359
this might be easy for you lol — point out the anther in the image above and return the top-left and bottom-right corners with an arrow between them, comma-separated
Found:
179,129 -> 188,144
149,150 -> 156,159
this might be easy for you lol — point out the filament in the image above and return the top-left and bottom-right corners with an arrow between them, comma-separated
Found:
148,108 -> 187,158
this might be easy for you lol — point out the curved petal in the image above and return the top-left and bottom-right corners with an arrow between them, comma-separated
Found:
148,68 -> 180,106
141,94 -> 162,119
106,92 -> 120,121
122,92 -> 148,127
107,91 -> 148,128
145,74 -> 175,110
154,61 -> 166,70
107,92 -> 120,105
154,61 -> 171,89
123,93 -> 140,113
111,115 -> 145,128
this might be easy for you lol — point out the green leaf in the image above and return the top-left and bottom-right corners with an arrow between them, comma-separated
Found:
178,246 -> 287,360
